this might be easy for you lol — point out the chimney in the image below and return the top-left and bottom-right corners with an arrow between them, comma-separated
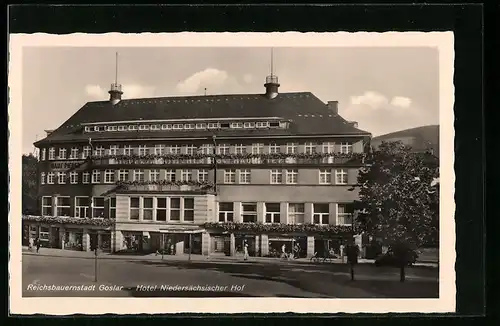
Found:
327,101 -> 338,115
349,121 -> 359,128
44,129 -> 54,136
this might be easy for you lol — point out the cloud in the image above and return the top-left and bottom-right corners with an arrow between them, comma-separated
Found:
350,91 -> 389,109
390,96 -> 412,108
84,83 -> 156,100
176,68 -> 235,94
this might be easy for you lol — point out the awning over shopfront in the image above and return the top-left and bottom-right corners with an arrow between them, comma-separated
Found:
158,227 -> 205,234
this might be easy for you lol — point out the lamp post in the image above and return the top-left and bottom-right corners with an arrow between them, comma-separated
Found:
188,232 -> 192,262
94,247 -> 98,282
212,135 -> 217,194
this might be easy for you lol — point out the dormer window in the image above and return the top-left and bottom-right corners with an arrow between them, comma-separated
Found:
244,122 -> 255,128
279,121 -> 288,128
139,125 -> 149,131
269,122 -> 280,128
162,124 -> 172,130
118,125 -> 126,131
172,124 -> 183,130
150,125 -> 160,131
84,126 -> 91,132
256,121 -> 269,128
208,123 -> 219,129
195,123 -> 206,129
220,123 -> 230,128
93,126 -> 100,132
129,125 -> 138,131
231,122 -> 243,129
107,126 -> 117,131
184,124 -> 195,130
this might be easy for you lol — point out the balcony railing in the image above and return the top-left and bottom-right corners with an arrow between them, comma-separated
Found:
114,180 -> 215,193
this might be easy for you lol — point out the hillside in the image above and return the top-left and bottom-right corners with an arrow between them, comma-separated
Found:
371,125 -> 439,156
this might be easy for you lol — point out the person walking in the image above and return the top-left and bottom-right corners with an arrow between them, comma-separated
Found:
346,243 -> 360,281
35,237 -> 41,253
243,241 -> 249,261
28,237 -> 34,252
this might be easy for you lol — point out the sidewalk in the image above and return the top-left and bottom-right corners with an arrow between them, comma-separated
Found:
21,247 -> 437,267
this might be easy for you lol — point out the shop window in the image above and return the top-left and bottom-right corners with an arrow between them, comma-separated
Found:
218,202 -> 234,222
288,203 -> 305,224
265,203 -> 281,223
242,203 -> 257,223
75,197 -> 90,218
156,198 -> 167,221
130,197 -> 140,220
143,197 -> 153,220
313,203 -> 329,225
39,226 -> 50,242
92,197 -> 105,218
42,196 -> 52,216
170,198 -> 181,221
184,198 -> 194,222
56,197 -> 71,217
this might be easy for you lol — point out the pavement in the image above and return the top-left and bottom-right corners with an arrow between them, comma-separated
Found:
22,247 -> 439,298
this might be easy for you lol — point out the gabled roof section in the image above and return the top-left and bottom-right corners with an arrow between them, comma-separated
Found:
35,92 -> 371,146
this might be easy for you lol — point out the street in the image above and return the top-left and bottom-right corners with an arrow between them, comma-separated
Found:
22,253 -> 439,298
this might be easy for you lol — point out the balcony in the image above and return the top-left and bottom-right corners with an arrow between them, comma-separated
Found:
90,153 -> 365,167
114,181 -> 215,194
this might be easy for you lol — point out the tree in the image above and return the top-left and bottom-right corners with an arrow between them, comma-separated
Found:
352,141 -> 439,281
22,154 -> 39,215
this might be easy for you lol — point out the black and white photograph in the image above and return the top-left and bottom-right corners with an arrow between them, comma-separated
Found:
9,32 -> 455,314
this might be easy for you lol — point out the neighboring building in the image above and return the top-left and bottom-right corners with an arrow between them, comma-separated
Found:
24,71 -> 371,258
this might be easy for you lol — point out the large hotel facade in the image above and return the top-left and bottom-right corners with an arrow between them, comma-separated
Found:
23,71 -> 371,258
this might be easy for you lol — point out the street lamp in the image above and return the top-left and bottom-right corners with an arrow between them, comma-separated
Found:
212,135 -> 218,194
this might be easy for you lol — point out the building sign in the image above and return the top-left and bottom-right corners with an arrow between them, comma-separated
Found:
50,160 -> 86,171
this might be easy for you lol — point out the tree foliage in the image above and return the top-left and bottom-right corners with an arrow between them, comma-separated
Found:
352,141 -> 439,249
22,154 -> 39,215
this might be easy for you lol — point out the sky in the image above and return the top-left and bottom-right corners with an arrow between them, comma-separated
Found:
22,46 -> 439,154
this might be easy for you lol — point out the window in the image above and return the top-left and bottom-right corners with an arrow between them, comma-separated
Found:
156,198 -> 167,221
82,172 -> 90,184
150,169 -> 160,182
83,146 -> 91,158
130,197 -> 140,220
57,172 -> 66,184
269,121 -> 280,127
92,197 -> 105,218
70,172 -> 78,184
218,202 -> 234,222
252,143 -> 264,154
154,144 -> 165,155
172,124 -> 183,130
41,148 -> 46,160
207,122 -> 219,129
128,125 -> 138,131
47,172 -> 55,184
40,172 -> 46,184
286,169 -> 298,184
224,169 -> 236,183
94,126 -> 101,132
75,197 -> 90,218
161,124 -> 172,130
286,143 -> 297,154
165,169 -> 176,182
242,203 -> 257,223
184,124 -> 195,130
94,146 -> 105,157
170,198 -> 181,221
244,122 -> 255,128
340,142 -> 353,154
42,196 -> 52,216
270,169 -> 283,184
256,121 -> 269,128
195,123 -> 206,129
231,122 -> 243,129
200,144 -> 213,154
138,145 -> 148,156
198,169 -> 209,182
268,143 -> 280,154
218,144 -> 230,155
265,203 -> 281,223
143,198 -> 153,220
150,124 -> 160,131
70,147 -> 79,159
288,203 -> 305,224
109,197 -> 116,219
139,125 -> 149,131
118,125 -> 126,131
169,145 -> 181,154
118,169 -> 129,181
56,197 -> 71,217
180,169 -> 192,182
337,203 -> 354,225
305,142 -> 316,154
184,198 -> 194,221
185,145 -> 196,155
104,170 -> 115,183
319,169 -> 332,184
58,148 -> 67,159
123,145 -> 133,155
108,126 -> 117,131
239,169 -> 251,184
322,142 -> 335,154
109,145 -> 119,156
220,123 -> 230,128
133,170 -> 144,182
48,148 -> 55,160
92,170 -> 101,183
313,204 -> 329,225
235,144 -> 247,155
335,169 -> 348,185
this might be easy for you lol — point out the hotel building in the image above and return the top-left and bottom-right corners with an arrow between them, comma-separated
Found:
23,71 -> 371,258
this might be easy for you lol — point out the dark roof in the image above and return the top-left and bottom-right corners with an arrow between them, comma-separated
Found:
35,92 -> 371,146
